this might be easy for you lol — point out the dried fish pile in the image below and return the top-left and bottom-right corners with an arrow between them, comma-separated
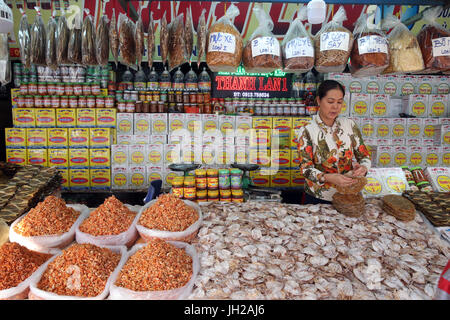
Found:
189,200 -> 449,300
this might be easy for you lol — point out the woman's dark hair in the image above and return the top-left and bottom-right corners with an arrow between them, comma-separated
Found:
317,80 -> 345,100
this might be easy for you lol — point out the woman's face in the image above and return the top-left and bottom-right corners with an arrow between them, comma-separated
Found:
316,88 -> 344,125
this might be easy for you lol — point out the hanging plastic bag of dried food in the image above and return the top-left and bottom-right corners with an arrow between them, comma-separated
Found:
314,6 -> 354,73
109,8 -> 119,68
160,12 -> 169,66
147,12 -> 155,68
417,6 -> 450,73
196,9 -> 207,68
18,9 -> 31,70
96,0 -> 110,66
282,6 -> 314,74
30,6 -> 47,66
118,13 -> 137,69
206,4 -> 243,72
185,6 -> 194,62
82,9 -> 97,66
381,15 -> 424,74
0,33 -> 11,86
56,8 -> 70,65
46,11 -> 58,70
68,12 -> 82,64
135,6 -> 145,69
168,13 -> 189,71
349,13 -> 389,77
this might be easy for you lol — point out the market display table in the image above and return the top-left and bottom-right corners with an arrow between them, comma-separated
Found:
188,200 -> 449,300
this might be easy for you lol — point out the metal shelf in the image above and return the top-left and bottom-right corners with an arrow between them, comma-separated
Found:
128,0 -> 448,5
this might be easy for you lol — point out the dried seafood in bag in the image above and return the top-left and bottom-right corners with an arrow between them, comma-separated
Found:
160,12 -> 169,65
82,9 -> 97,66
314,6 -> 354,73
109,8 -> 119,67
56,9 -> 70,65
196,9 -> 207,68
0,33 -> 11,86
18,9 -> 31,70
282,6 -> 314,73
46,11 -> 58,71
135,10 -> 145,68
147,12 -> 155,67
168,13 -> 189,71
68,12 -> 82,64
118,13 -> 136,68
96,1 -> 110,67
206,4 -> 243,72
30,7 -> 47,66
185,6 -> 194,61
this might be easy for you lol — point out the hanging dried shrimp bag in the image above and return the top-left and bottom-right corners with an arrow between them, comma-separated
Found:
206,4 -> 243,72
314,6 -> 354,73
147,12 -> 155,67
18,9 -> 31,70
243,4 -> 282,73
168,13 -> 189,71
185,7 -> 194,62
96,2 -> 110,67
68,12 -> 82,65
135,10 -> 145,69
82,9 -> 97,66
46,12 -> 58,70
160,12 -> 169,66
56,9 -> 70,65
30,7 -> 47,66
196,9 -> 207,68
109,8 -> 119,68
118,13 -> 136,69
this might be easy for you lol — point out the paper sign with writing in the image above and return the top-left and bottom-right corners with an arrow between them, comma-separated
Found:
208,32 -> 236,54
432,37 -> 450,57
358,35 -> 388,55
251,37 -> 280,57
320,32 -> 350,51
285,37 -> 314,59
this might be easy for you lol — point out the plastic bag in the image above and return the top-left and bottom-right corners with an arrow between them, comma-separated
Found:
108,241 -> 199,300
9,204 -> 89,253
135,9 -> 145,69
0,33 -> 11,86
96,1 -> 110,66
147,12 -> 155,67
168,13 -> 189,71
30,7 -> 47,66
75,205 -> 141,248
82,9 -> 97,66
28,245 -> 127,300
118,13 -> 136,69
206,4 -> 243,72
56,8 -> 70,65
135,199 -> 202,243
160,12 -> 169,65
46,11 -> 58,71
18,9 -> 31,70
109,8 -> 119,68
349,13 -> 389,77
381,15 -> 424,74
185,7 -> 194,61
68,12 -> 82,64
417,6 -> 450,73
243,4 -> 282,73
314,6 -> 354,73
196,9 -> 207,68
282,6 -> 314,73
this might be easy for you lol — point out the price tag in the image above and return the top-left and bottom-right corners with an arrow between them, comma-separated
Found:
358,35 -> 388,55
208,32 -> 236,54
285,37 -> 314,59
432,37 -> 450,57
251,37 -> 280,57
320,32 -> 350,51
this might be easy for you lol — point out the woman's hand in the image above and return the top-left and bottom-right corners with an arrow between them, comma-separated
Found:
352,163 -> 368,177
324,173 -> 356,187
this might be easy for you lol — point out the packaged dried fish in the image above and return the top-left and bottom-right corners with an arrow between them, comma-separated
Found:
56,8 -> 70,65
82,9 -> 97,66
68,12 -> 82,65
160,12 -> 169,66
96,1 -> 110,66
109,8 -> 119,68
46,11 -> 58,71
135,9 -> 145,69
168,13 -> 189,71
30,7 -> 47,66
147,12 -> 155,68
0,33 -> 11,86
18,9 -> 31,70
118,13 -> 136,69
185,6 -> 194,61
196,9 -> 207,68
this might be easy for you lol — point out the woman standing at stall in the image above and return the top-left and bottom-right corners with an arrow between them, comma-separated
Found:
297,80 -> 372,204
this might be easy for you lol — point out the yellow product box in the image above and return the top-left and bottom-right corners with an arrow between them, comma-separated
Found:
6,148 -> 27,166
96,108 -> 117,127
249,129 -> 271,149
26,128 -> 48,148
135,113 -> 152,135
235,145 -> 248,164
164,144 -> 182,165
185,114 -> 202,134
146,144 -> 163,166
250,168 -> 271,187
146,166 -> 163,184
111,145 -> 129,166
56,108 -> 77,127
35,109 -> 56,127
168,113 -> 186,133
272,117 -> 292,133
428,94 -> 448,118
290,130 -> 300,149
271,131 -> 291,150
252,117 -> 272,129
216,147 -> 235,166
69,148 -> 89,168
129,144 -> 146,166
270,169 -> 291,187
402,94 -> 429,118
249,149 -> 271,167
116,134 -> 133,145
202,114 -> 219,132
90,168 -> 111,190
351,93 -> 371,117
235,116 -> 253,135
129,166 -> 147,190
69,128 -> 90,148
69,168 -> 90,190
11,88 -> 19,107
360,118 -> 376,139
89,148 -> 111,168
5,128 -> 27,148
57,168 -> 69,189
89,128 -> 112,148
13,108 -> 35,127
270,149 -> 291,168
391,118 -> 406,138
48,128 -> 69,148
151,113 -> 168,134
423,118 -> 439,139
219,115 -> 236,135
290,170 -> 305,187
48,148 -> 69,168
425,146 -> 440,167
117,113 -> 134,134
202,144 -> 217,165
392,146 -> 408,167
27,149 -> 48,167
292,117 -> 311,129
441,146 -> 450,167
291,149 -> 301,168
111,166 -> 129,190
370,94 -> 390,118
76,108 -> 97,127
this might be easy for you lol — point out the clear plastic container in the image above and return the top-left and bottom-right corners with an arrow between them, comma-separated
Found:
307,0 -> 326,24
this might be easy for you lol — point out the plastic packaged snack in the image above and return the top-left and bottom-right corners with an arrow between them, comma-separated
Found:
350,13 -> 389,77
18,9 -> 31,70
206,4 -> 243,72
118,13 -> 137,68
68,12 -> 82,64
81,9 -> 97,66
168,13 -> 189,71
0,33 -> 10,86
147,12 -> 155,67
381,15 -> 424,74
282,6 -> 314,73
30,7 -> 47,66
56,8 -> 70,65
96,1 -> 110,66
135,8 -> 145,69
185,7 -> 194,61
417,6 -> 450,73
160,12 -> 169,66
243,4 -> 282,73
109,8 -> 119,67
46,11 -> 58,70
196,9 -> 207,68
314,6 -> 354,73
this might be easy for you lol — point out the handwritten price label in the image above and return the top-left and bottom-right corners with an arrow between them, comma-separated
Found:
285,37 -> 313,59
320,32 -> 350,51
251,37 -> 280,57
358,35 -> 388,55
432,37 -> 450,57
208,32 -> 236,54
